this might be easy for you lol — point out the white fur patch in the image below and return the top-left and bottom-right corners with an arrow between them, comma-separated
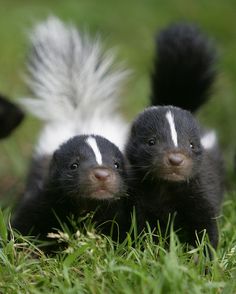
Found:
166,111 -> 178,147
144,106 -> 159,112
35,122 -> 75,156
201,131 -> 217,150
86,136 -> 103,165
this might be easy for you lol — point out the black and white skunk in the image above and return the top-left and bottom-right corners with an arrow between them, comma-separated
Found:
13,135 -> 129,241
126,23 -> 224,249
12,17 -> 130,242
0,94 -> 24,139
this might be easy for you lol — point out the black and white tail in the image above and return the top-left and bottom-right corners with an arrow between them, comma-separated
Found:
21,16 -> 129,156
150,23 -> 217,112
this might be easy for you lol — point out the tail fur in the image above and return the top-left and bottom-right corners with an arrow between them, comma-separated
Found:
21,16 -> 129,155
150,23 -> 217,112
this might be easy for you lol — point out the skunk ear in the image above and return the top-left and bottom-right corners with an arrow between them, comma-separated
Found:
130,122 -> 138,137
48,149 -> 60,178
0,95 -> 24,139
52,149 -> 60,164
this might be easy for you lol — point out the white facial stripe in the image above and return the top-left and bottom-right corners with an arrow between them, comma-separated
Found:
86,137 -> 103,165
201,131 -> 216,150
166,111 -> 178,147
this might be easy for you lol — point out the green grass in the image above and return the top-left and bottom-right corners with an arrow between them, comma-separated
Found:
1,198 -> 236,294
1,0 -> 236,293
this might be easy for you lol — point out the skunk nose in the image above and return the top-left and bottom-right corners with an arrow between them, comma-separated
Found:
91,168 -> 111,182
168,153 -> 185,166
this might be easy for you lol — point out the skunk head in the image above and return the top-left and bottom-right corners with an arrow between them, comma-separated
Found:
48,135 -> 127,201
126,106 -> 203,183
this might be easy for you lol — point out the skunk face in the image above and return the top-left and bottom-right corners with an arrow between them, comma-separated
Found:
48,135 -> 127,201
126,106 -> 203,182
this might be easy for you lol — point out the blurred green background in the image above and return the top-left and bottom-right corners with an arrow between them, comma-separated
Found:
1,0 -> 236,202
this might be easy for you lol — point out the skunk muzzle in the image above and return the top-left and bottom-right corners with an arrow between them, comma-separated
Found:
87,167 -> 121,200
156,152 -> 193,182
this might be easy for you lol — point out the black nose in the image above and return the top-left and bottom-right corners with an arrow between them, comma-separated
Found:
168,153 -> 185,166
92,168 -> 111,182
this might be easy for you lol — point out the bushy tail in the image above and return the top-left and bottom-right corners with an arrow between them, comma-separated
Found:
20,16 -> 129,155
150,23 -> 217,112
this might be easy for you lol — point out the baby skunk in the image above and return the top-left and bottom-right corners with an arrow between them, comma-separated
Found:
12,17 -> 130,243
13,135 -> 129,241
0,94 -> 24,139
126,106 -> 224,248
126,23 -> 224,249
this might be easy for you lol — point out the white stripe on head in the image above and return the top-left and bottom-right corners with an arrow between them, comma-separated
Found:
86,136 -> 103,165
201,131 -> 216,150
165,111 -> 178,147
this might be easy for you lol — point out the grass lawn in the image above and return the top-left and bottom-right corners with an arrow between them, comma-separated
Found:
1,0 -> 236,293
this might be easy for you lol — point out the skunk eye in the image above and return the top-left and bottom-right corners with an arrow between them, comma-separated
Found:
148,138 -> 156,146
70,162 -> 79,170
190,142 -> 195,149
114,162 -> 120,169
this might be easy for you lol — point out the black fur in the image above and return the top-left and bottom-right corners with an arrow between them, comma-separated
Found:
0,94 -> 24,139
12,135 -> 131,245
126,106 -> 224,249
151,23 -> 216,112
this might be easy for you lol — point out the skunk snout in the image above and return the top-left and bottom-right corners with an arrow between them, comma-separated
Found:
86,167 -> 122,200
90,168 -> 113,183
167,153 -> 186,166
154,151 -> 194,182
